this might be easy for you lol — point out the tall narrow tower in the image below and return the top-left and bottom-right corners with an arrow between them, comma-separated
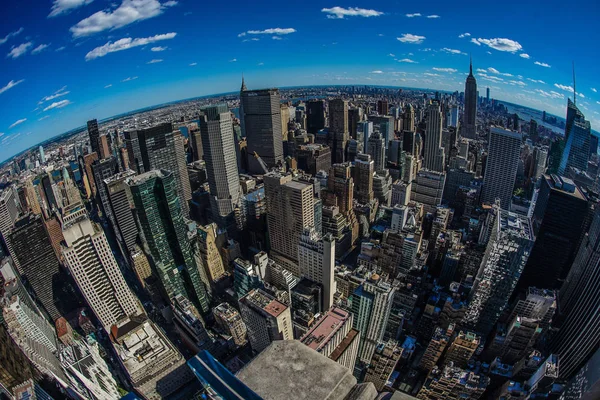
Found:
424,102 -> 445,172
462,58 -> 478,139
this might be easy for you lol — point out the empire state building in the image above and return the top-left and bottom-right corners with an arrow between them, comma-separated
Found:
462,58 -> 477,139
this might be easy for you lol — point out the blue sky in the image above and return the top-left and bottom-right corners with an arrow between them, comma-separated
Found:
0,0 -> 599,162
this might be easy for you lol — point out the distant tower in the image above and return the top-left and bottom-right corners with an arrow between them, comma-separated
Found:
462,58 -> 478,139
486,87 -> 490,105
367,131 -> 386,173
38,146 -> 45,163
354,153 -> 374,204
87,119 -> 100,155
402,104 -> 415,132
423,102 -> 445,172
558,99 -> 591,175
329,99 -> 349,164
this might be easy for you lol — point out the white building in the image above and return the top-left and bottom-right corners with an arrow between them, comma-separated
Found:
61,204 -> 143,332
423,102 -> 445,172
298,228 -> 336,309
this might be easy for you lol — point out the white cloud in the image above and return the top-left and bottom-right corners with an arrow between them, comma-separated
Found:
478,73 -> 505,83
471,37 -> 522,52
104,84 -> 112,88
534,61 -> 551,68
554,83 -> 574,92
527,78 -> 545,84
579,93 -> 585,98
242,38 -> 260,42
55,46 -> 66,51
509,80 -> 526,86
272,36 -> 282,40
591,88 -> 597,93
427,15 -> 440,18
370,70 -> 383,74
39,86 -> 69,103
151,46 -> 167,51
70,0 -> 178,37
405,13 -> 421,17
147,58 -> 162,63
0,79 -> 25,95
442,47 -> 466,55
0,27 -> 24,45
85,32 -> 177,60
486,67 -> 512,77
189,62 -> 197,66
321,6 -> 383,19
49,0 -> 93,17
229,58 -> 237,62
9,118 -> 26,129
38,115 -> 50,121
424,72 -> 440,76
121,76 -> 138,82
432,67 -> 457,73
43,99 -> 72,111
388,53 -> 395,57
519,53 -> 530,59
397,34 -> 425,44
257,62 -> 264,66
458,32 -> 470,38
239,28 -> 296,37
536,89 -> 563,99
398,58 -> 417,63
7,42 -> 32,58
31,43 -> 50,54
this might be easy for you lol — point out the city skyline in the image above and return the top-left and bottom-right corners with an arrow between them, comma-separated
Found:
0,0 -> 599,162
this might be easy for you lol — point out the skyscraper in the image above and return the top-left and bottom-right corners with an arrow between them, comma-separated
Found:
104,170 -> 139,255
558,99 -> 591,175
486,87 -> 490,104
199,104 -> 242,233
91,157 -> 119,226
462,59 -> 477,139
241,87 -> 284,172
363,340 -> 402,391
239,289 -> 293,354
424,102 -> 445,172
418,364 -> 488,400
517,175 -> 588,291
128,170 -> 209,312
306,100 -> 325,134
213,302 -> 247,347
367,131 -> 386,173
87,119 -> 100,155
264,172 -> 315,265
480,127 -> 522,209
463,209 -> 533,336
298,228 -> 336,309
329,99 -> 349,163
403,104 -> 415,132
354,153 -> 374,204
61,205 -> 142,331
38,145 -> 45,163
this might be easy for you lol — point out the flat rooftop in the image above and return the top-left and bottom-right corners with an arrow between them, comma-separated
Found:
243,289 -> 288,318
301,307 -> 350,351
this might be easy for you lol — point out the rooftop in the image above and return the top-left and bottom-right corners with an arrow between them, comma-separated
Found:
243,289 -> 288,318
300,307 -> 351,351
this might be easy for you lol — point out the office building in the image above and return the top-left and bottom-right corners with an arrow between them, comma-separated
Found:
241,87 -> 284,171
306,100 -> 325,134
357,120 -> 373,151
110,317 -> 194,399
199,104 -> 242,232
463,209 -> 533,336
420,324 -> 455,372
264,172 -> 315,263
61,205 -> 142,331
364,340 -> 402,392
130,246 -> 153,289
403,104 -> 415,132
7,213 -> 67,321
417,364 -> 488,400
194,223 -> 226,284
38,145 -> 45,163
0,188 -> 20,267
239,289 -> 293,354
354,153 -> 374,204
0,323 -> 36,395
128,170 -> 209,312
443,330 -> 481,368
298,228 -> 336,309
213,302 -> 247,346
462,59 -> 478,139
480,127 -> 522,209
369,115 -> 394,146
410,170 -> 446,213
296,144 -> 331,176
443,168 -> 475,204
559,99 -> 591,175
87,119 -> 100,155
104,170 -> 138,254
550,205 -> 600,379
508,288 -> 556,330
329,99 -> 349,163
377,100 -> 389,116
91,157 -> 119,226
351,277 -> 395,365
367,131 -> 386,173
233,257 -> 264,300
424,102 -> 445,172
518,175 -> 588,291
559,345 -> 600,399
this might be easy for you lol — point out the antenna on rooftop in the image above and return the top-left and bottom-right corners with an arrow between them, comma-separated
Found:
573,61 -> 577,106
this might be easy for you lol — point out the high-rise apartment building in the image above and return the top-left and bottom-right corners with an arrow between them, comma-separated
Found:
480,127 -> 522,209
61,205 -> 142,331
423,102 -> 445,172
443,330 -> 481,368
127,170 -> 209,312
264,172 -> 315,263
239,289 -> 293,354
354,153 -> 374,204
363,340 -> 402,391
410,170 -> 446,213
213,302 -> 247,346
199,104 -> 242,233
558,99 -> 591,175
518,175 -> 588,291
462,59 -> 478,139
87,119 -> 100,155
298,228 -> 336,309
241,88 -> 284,172
420,324 -> 455,372
463,209 -> 533,336
550,205 -> 600,379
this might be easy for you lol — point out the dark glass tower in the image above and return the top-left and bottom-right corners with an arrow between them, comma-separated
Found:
558,98 -> 591,175
87,119 -> 100,155
462,58 -> 477,139
306,100 -> 325,134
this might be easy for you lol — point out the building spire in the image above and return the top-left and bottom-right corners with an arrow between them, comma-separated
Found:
469,55 -> 473,76
572,61 -> 576,106
241,74 -> 247,92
